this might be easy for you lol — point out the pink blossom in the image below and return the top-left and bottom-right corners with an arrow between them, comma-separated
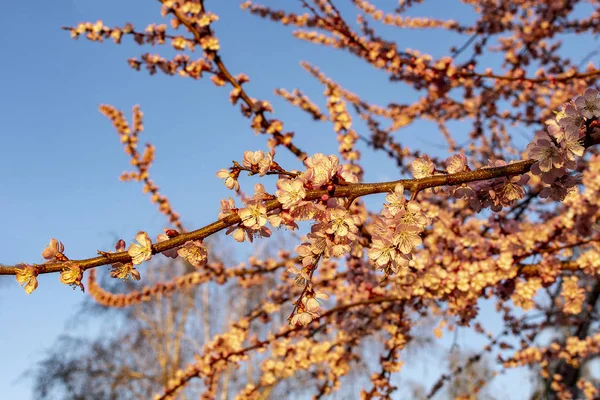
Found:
445,153 -> 468,174
157,231 -> 179,259
530,164 -> 567,184
574,88 -> 600,119
560,125 -> 585,161
275,178 -> 306,209
325,208 -> 359,239
392,224 -> 423,254
303,153 -> 339,186
307,230 -> 333,259
177,240 -> 207,268
304,291 -> 329,313
393,201 -> 431,228
385,184 -> 406,215
59,263 -> 84,291
218,197 -> 238,219
110,263 -> 141,281
127,231 -> 153,265
339,168 -> 359,184
495,174 -> 529,205
370,216 -> 396,239
268,210 -> 299,230
239,203 -> 268,229
242,150 -> 266,168
41,238 -> 64,260
539,175 -> 579,201
15,264 -> 38,294
526,133 -> 564,172
251,183 -> 268,201
556,104 -> 584,131
216,169 -> 239,191
367,238 -> 397,267
296,243 -> 316,267
226,224 -> 271,243
258,151 -> 273,176
291,310 -> 316,326
545,118 -> 564,141
288,264 -> 311,286
412,155 -> 435,179
226,226 -> 247,242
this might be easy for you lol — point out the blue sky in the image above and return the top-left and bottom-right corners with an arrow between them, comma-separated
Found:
0,1 -> 597,398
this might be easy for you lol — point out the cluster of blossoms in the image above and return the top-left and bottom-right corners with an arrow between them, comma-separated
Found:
527,88 -> 600,200
15,239 -> 85,293
128,230 -> 208,269
38,0 -> 600,396
405,89 -> 599,211
367,183 -> 431,278
216,150 -> 275,191
217,151 -> 359,241
14,90 -> 600,309
460,160 -> 531,212
14,229 -> 209,294
412,152 -> 532,212
216,152 -> 361,324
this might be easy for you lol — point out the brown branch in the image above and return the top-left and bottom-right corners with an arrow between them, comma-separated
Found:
164,0 -> 308,161
3,129 -> 600,278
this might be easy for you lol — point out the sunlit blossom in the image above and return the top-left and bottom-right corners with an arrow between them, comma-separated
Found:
127,231 -> 153,265
110,262 -> 141,281
15,264 -> 38,294
177,240 -> 208,268
303,291 -> 329,313
574,88 -> 600,119
445,153 -> 468,174
59,263 -> 84,291
412,155 -> 435,179
41,238 -> 65,261
560,125 -> 585,161
275,178 -> 306,209
156,231 -> 179,259
239,203 -> 268,229
392,224 -> 423,254
367,238 -> 396,267
216,168 -> 239,191
526,132 -> 564,172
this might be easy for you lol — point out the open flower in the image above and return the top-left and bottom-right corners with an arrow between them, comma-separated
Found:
325,208 -> 359,238
304,291 -> 330,313
177,240 -> 208,268
560,125 -> 585,161
242,150 -> 272,176
367,238 -> 397,267
303,153 -> 338,186
127,231 -> 153,265
276,178 -> 306,209
59,263 -> 84,291
385,183 -> 406,215
392,224 -> 423,254
445,153 -> 468,174
242,150 -> 265,168
15,264 -> 38,294
574,88 -> 600,119
412,155 -> 435,179
239,203 -> 268,229
110,263 -> 141,281
526,132 -> 564,172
